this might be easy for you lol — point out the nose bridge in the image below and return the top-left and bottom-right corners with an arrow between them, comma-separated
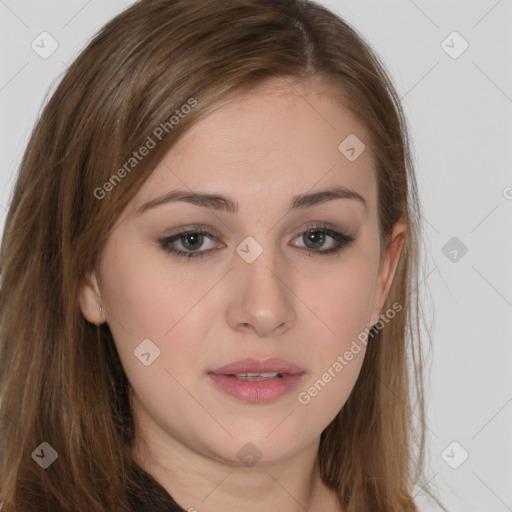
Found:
226,234 -> 296,335
237,234 -> 287,300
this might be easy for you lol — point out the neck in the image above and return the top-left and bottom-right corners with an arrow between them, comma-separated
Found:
132,418 -> 342,512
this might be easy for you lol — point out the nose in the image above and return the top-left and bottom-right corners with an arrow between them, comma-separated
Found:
225,241 -> 296,338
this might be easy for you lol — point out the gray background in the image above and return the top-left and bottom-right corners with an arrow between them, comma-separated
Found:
1,1 -> 511,511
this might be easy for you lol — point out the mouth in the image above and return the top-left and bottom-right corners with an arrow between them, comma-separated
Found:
230,372 -> 284,381
207,358 -> 305,403
209,357 -> 304,376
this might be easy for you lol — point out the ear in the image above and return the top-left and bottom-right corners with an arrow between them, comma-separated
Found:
368,219 -> 407,326
78,271 -> 105,325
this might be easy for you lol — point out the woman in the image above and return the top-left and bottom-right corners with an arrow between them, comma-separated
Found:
0,0 -> 441,510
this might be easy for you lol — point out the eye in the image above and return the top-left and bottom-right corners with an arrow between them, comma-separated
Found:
290,223 -> 355,257
158,222 -> 355,261
158,226 -> 223,260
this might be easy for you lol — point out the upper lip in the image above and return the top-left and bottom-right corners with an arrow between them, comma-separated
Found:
209,358 -> 304,375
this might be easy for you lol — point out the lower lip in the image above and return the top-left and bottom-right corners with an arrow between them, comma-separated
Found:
207,373 -> 304,403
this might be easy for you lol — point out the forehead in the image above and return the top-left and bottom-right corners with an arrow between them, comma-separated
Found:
130,77 -> 377,215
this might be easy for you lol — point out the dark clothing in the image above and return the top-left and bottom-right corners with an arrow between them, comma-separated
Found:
128,463 -> 187,512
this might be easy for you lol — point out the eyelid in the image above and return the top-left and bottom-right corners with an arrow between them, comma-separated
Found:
163,221 -> 349,245
164,223 -> 223,239
291,221 -> 348,238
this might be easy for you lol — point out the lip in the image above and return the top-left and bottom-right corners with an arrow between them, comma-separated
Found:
207,358 -> 305,404
209,357 -> 304,376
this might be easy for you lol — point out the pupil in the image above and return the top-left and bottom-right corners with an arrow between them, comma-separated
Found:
305,230 -> 324,249
183,233 -> 203,250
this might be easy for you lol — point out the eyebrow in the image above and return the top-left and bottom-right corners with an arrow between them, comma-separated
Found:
136,185 -> 367,215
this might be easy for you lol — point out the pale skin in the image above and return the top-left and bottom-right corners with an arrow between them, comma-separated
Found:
79,77 -> 406,512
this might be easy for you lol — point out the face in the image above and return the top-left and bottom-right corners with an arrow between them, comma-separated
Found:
79,77 -> 405,467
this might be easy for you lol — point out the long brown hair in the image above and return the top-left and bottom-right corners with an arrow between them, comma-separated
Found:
0,1 -> 437,510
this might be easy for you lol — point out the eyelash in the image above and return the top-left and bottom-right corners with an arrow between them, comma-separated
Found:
158,223 -> 355,261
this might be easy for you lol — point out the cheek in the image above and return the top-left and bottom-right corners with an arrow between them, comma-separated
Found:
300,250 -> 379,347
291,248 -> 377,421
295,343 -> 367,438
99,239 -> 193,338
99,243 -> 217,386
